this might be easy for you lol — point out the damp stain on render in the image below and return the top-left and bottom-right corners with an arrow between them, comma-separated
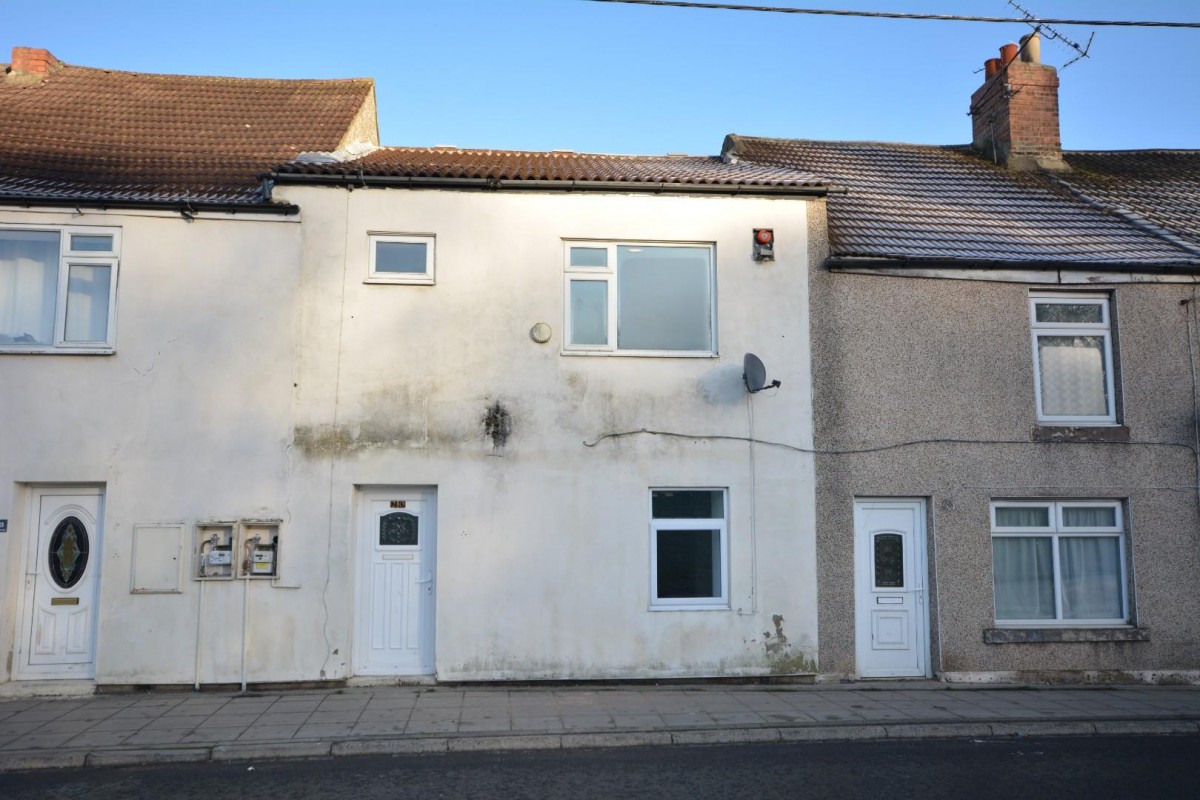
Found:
762,614 -> 817,675
482,400 -> 513,450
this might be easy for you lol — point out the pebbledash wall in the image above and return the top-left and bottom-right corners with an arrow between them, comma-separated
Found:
807,216 -> 1200,682
1,187 -> 821,687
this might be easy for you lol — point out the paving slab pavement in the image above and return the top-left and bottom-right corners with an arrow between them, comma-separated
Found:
0,682 -> 1197,771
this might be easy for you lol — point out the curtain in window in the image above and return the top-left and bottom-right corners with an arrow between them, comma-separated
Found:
995,506 -> 1050,527
993,537 -> 1055,619
1038,335 -> 1108,416
1060,537 -> 1123,620
0,231 -> 59,345
1061,506 -> 1117,528
64,264 -> 111,342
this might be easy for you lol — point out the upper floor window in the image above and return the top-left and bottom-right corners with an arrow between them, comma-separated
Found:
564,241 -> 715,356
0,227 -> 120,353
368,233 -> 435,285
1029,294 -> 1116,425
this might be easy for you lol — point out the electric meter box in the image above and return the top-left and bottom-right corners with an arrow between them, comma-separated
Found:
237,521 -> 281,580
194,523 -> 236,580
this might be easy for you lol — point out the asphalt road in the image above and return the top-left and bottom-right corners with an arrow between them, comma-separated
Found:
3,735 -> 1199,799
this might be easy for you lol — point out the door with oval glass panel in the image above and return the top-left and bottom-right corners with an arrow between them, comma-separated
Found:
17,488 -> 104,679
354,489 -> 437,676
854,499 -> 930,678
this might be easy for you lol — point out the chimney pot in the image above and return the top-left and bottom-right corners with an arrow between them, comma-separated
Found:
971,42 -> 1067,171
1019,33 -> 1042,63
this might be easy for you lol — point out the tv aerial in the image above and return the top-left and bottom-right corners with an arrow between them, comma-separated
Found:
743,353 -> 781,394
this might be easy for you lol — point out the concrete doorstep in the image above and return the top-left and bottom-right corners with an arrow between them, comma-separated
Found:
2,717 -> 1198,773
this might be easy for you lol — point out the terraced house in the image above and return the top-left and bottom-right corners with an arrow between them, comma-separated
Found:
727,38 -> 1200,683
0,47 -> 827,691
2,39 -> 1198,694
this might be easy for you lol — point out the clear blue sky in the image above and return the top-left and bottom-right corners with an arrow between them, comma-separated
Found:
2,1 -> 1196,154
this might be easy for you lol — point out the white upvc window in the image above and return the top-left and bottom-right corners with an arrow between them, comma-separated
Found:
367,233 -> 435,284
0,227 -> 120,353
649,488 -> 729,610
564,241 -> 716,356
1029,294 -> 1117,424
991,500 -> 1128,626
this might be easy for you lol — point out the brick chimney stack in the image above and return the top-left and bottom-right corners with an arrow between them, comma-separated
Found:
970,34 -> 1068,172
6,47 -> 62,82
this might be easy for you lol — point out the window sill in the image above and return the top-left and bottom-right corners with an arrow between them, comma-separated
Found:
649,604 -> 730,612
0,347 -> 115,356
363,277 -> 435,285
1031,425 -> 1130,443
562,350 -> 718,359
984,627 -> 1149,644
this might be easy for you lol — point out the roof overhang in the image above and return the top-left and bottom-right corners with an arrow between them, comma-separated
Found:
0,194 -> 300,216
827,255 -> 1200,278
269,171 -> 829,198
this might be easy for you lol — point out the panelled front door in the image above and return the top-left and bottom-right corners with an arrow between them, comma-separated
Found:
18,488 -> 104,679
354,489 -> 436,676
854,499 -> 930,679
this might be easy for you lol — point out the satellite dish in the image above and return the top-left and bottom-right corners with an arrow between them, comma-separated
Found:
743,353 -> 781,394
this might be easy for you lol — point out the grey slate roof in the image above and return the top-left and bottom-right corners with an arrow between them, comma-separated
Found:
723,136 -> 1200,270
274,146 -> 830,192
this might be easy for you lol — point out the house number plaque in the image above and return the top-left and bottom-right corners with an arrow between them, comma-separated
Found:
389,501 -> 407,509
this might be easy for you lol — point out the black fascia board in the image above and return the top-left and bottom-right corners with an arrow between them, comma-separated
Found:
267,171 -> 829,198
826,255 -> 1200,276
0,194 -> 300,216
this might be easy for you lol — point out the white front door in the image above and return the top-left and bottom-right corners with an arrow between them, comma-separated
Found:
854,499 -> 929,679
354,490 -> 436,676
17,488 -> 104,679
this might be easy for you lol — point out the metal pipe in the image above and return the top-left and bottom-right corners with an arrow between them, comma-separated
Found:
193,580 -> 205,692
240,576 -> 250,693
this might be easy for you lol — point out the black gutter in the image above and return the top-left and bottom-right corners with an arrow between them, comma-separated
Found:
268,172 -> 831,197
827,255 -> 1200,275
0,194 -> 300,216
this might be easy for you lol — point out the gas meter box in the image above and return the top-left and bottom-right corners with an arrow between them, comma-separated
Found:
194,523 -> 236,580
237,521 -> 281,580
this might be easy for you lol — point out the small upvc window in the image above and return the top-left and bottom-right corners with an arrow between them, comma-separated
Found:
564,241 -> 716,356
0,227 -> 120,353
991,500 -> 1128,626
1029,294 -> 1116,424
368,234 -> 435,284
650,488 -> 728,610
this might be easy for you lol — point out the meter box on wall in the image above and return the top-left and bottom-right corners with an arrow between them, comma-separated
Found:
195,523 -> 236,580
238,521 -> 281,579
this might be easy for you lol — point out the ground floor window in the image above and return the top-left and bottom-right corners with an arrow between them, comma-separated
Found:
991,500 -> 1127,625
650,488 -> 728,610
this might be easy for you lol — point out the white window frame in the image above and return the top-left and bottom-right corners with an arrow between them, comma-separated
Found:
649,487 -> 729,611
563,240 -> 717,357
367,233 -> 435,285
1029,293 -> 1117,425
0,225 -> 120,354
991,500 -> 1128,627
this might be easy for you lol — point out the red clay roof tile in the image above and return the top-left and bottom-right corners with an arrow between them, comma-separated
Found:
1,59 -> 374,207
275,146 -> 829,190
